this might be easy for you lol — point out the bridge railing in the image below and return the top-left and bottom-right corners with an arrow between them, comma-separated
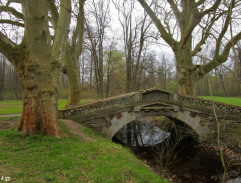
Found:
59,92 -> 139,119
178,94 -> 241,115
59,88 -> 241,119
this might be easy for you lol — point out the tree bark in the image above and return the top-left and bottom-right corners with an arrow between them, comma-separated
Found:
16,47 -> 62,136
63,45 -> 81,107
15,0 -> 70,136
64,0 -> 85,105
18,76 -> 60,136
175,42 -> 195,96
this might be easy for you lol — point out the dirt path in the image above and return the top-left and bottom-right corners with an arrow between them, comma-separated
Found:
60,119 -> 93,141
0,116 -> 19,129
0,114 -> 21,118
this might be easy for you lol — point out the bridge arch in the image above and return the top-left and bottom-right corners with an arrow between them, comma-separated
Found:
162,110 -> 210,141
101,111 -> 137,139
101,109 -> 208,141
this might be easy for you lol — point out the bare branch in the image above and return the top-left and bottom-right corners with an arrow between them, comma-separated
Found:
214,0 -> 235,58
52,0 -> 71,60
0,5 -> 23,19
0,19 -> 24,27
199,32 -> 241,77
201,0 -> 221,16
196,0 -> 205,7
167,0 -> 181,23
137,0 -> 177,48
192,12 -> 222,56
0,31 -> 17,63
6,0 -> 20,6
49,0 -> 59,28
73,0 -> 85,59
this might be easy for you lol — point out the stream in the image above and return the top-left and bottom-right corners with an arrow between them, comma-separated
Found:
112,118 -> 241,183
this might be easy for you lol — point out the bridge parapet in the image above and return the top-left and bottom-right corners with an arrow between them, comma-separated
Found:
177,94 -> 241,116
59,91 -> 140,119
59,88 -> 173,119
59,88 -> 241,121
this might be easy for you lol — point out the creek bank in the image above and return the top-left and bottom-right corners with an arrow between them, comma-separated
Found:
112,119 -> 241,183
127,138 -> 241,183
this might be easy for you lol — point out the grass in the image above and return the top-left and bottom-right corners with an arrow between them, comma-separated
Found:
199,96 -> 241,107
0,100 -> 22,115
0,99 -> 91,115
0,120 -> 165,183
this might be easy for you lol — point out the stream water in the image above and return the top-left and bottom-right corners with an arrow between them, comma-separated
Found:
112,118 -> 241,183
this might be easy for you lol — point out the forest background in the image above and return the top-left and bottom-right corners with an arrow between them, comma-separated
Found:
0,0 -> 241,102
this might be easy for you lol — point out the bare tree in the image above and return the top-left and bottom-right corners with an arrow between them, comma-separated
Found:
113,0 -> 154,92
137,0 -> 241,96
85,0 -> 111,98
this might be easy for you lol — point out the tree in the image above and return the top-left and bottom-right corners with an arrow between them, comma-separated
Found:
0,54 -> 6,100
104,48 -> 125,97
85,0 -> 111,98
113,0 -> 153,92
0,0 -> 71,136
61,0 -> 86,107
137,0 -> 241,96
234,42 -> 241,96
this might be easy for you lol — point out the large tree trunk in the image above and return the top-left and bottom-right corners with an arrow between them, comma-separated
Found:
178,69 -> 195,96
63,45 -> 80,107
17,0 -> 62,136
175,44 -> 195,96
17,56 -> 61,136
0,0 -> 71,136
63,0 -> 84,105
18,83 -> 60,136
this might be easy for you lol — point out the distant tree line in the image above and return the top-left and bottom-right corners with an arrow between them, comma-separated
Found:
0,53 -> 22,100
1,44 -> 241,100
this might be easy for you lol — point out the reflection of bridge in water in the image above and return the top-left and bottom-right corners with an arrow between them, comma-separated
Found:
59,88 -> 241,141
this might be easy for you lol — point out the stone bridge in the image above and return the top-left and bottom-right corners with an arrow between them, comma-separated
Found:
59,88 -> 241,141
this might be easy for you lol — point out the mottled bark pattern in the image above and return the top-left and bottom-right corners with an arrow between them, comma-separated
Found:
18,86 -> 60,136
14,0 -> 70,136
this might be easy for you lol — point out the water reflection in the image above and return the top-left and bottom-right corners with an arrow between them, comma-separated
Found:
114,118 -> 170,147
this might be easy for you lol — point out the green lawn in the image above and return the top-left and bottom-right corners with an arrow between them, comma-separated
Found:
0,100 -> 23,115
199,96 -> 241,107
0,120 -> 165,183
0,100 -> 90,115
